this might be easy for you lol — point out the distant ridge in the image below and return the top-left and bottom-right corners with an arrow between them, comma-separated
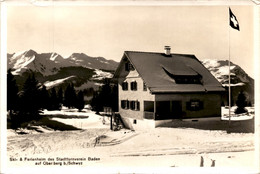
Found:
7,49 -> 118,76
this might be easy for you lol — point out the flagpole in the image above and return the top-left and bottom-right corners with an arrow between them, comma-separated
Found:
228,25 -> 231,128
228,7 -> 231,129
227,7 -> 239,130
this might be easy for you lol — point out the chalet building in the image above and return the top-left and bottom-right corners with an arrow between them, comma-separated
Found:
113,46 -> 225,130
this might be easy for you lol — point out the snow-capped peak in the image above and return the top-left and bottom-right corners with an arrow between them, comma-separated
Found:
201,59 -> 250,87
50,52 -> 59,61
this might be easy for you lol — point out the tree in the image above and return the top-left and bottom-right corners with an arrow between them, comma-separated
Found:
57,87 -> 63,108
235,90 -> 248,114
7,69 -> 19,114
64,84 -> 70,108
76,90 -> 85,112
64,83 -> 77,108
39,85 -> 50,110
49,88 -> 61,110
90,78 -> 118,113
111,84 -> 118,112
91,91 -> 102,114
19,73 -> 41,121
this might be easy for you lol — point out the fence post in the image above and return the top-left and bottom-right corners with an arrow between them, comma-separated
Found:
111,112 -> 114,130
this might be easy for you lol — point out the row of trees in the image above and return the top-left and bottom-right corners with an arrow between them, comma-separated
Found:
91,79 -> 118,114
7,69 -> 85,128
39,84 -> 85,111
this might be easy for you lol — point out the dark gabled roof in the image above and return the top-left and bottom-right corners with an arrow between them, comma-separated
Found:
114,51 -> 225,93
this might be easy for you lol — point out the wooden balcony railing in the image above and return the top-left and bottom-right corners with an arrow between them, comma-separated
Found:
143,111 -> 155,120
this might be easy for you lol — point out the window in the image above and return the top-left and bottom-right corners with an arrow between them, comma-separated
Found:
121,100 -> 139,111
186,100 -> 203,111
125,62 -> 135,71
130,101 -> 135,110
131,81 -> 137,91
174,76 -> 202,84
130,101 -> 140,111
162,67 -> 202,84
121,100 -> 129,109
122,82 -> 128,91
144,101 -> 154,112
143,82 -> 147,91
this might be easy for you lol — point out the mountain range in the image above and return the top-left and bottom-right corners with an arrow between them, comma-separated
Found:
7,49 -> 118,76
201,59 -> 254,105
7,50 -> 118,92
7,50 -> 254,104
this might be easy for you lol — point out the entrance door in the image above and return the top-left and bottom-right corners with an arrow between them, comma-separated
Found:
155,101 -> 182,120
171,101 -> 182,119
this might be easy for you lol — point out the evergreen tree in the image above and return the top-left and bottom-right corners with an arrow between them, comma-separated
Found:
99,78 -> 112,107
64,84 -> 71,108
64,83 -> 77,108
57,87 -> 63,108
111,84 -> 118,112
19,73 -> 41,121
39,85 -> 49,110
91,91 -> 102,114
49,88 -> 61,110
70,83 -> 77,108
235,90 -> 248,114
7,69 -> 19,114
90,78 -> 118,113
76,90 -> 85,112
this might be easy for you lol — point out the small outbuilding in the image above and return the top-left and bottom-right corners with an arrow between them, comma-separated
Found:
113,46 -> 225,130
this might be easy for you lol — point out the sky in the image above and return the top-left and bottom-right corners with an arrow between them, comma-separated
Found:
7,4 -> 255,77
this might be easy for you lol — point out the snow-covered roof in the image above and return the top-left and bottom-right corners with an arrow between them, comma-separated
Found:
114,51 -> 225,93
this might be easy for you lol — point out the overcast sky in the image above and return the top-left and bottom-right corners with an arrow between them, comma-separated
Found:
7,4 -> 255,77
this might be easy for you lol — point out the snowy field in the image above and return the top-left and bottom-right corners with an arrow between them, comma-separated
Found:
6,106 -> 257,173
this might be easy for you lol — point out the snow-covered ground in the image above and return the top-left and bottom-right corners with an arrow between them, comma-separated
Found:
43,76 -> 76,89
221,106 -> 255,121
91,69 -> 113,80
6,106 -> 257,173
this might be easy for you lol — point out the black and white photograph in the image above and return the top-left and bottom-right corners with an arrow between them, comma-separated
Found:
1,0 -> 259,173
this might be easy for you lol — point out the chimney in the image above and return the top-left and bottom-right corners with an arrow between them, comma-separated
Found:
164,46 -> 171,56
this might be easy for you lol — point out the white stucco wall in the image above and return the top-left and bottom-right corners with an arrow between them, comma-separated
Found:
119,69 -> 155,120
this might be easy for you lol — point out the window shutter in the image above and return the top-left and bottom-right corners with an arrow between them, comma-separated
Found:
136,101 -> 140,111
126,100 -> 129,109
122,82 -> 128,91
121,100 -> 125,109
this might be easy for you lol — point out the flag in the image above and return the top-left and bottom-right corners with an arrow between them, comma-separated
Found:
229,8 -> 240,31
